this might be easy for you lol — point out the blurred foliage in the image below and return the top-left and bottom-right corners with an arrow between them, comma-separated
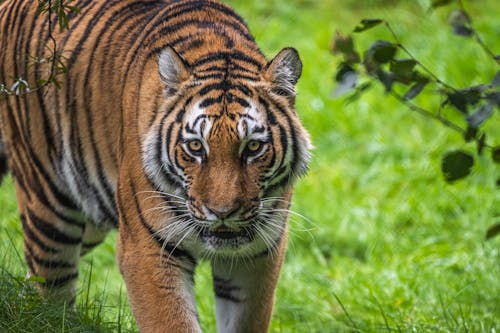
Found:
331,0 -> 499,237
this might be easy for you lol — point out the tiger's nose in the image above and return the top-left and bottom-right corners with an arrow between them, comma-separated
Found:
205,204 -> 241,220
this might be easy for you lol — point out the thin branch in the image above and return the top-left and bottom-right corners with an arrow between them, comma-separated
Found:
383,21 -> 458,92
457,0 -> 500,65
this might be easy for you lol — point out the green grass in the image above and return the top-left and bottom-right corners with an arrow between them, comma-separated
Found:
1,0 -> 500,332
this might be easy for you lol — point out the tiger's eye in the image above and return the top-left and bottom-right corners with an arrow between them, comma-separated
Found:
247,140 -> 262,152
188,140 -> 203,152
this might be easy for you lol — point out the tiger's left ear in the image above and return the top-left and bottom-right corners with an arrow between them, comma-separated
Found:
158,46 -> 190,95
264,47 -> 302,98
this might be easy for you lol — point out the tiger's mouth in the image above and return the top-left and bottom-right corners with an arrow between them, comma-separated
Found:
199,225 -> 256,247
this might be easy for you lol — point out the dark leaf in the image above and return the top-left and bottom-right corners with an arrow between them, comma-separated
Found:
492,146 -> 500,163
447,92 -> 468,113
390,59 -> 418,84
330,32 -> 361,65
376,69 -> 394,93
486,223 -> 500,240
452,25 -> 474,37
369,41 -> 397,64
335,63 -> 355,82
353,19 -> 383,33
390,59 -> 417,74
477,133 -> 486,155
462,85 -> 486,105
447,86 -> 484,114
330,31 -> 354,54
486,92 -> 500,108
448,10 -> 473,37
403,81 -> 427,100
497,177 -> 500,187
491,71 -> 500,87
331,65 -> 358,98
466,103 -> 493,128
495,55 -> 500,64
441,150 -> 474,182
331,31 -> 353,54
431,0 -> 454,9
463,126 -> 478,142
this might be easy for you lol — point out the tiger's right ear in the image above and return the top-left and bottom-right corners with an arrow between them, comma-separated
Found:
158,46 -> 190,95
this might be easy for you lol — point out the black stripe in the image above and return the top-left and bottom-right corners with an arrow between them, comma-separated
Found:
27,209 -> 82,245
213,278 -> 242,303
161,242 -> 197,268
82,240 -> 103,250
20,214 -> 60,254
0,154 -> 7,183
44,272 -> 78,288
25,243 -> 75,269
198,81 -> 253,97
199,95 -> 223,108
259,97 -> 277,125
229,94 -> 250,108
192,51 -> 263,71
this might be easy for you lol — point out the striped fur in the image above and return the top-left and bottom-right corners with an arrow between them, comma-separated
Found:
0,0 -> 311,331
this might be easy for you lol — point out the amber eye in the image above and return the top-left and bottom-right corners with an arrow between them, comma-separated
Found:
187,139 -> 203,154
247,140 -> 263,153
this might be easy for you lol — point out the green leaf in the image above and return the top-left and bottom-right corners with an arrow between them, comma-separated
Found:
466,103 -> 493,128
65,5 -> 81,14
441,150 -> 474,182
403,81 -> 427,100
492,147 -> 500,163
353,19 -> 383,33
486,223 -> 500,240
26,275 -> 46,283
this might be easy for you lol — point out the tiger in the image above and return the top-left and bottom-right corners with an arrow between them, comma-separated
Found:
0,0 -> 311,332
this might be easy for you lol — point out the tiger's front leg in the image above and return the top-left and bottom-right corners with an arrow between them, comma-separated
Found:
116,174 -> 201,333
14,191 -> 84,304
212,233 -> 287,333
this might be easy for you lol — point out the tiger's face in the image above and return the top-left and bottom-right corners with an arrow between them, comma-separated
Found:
142,47 -> 311,258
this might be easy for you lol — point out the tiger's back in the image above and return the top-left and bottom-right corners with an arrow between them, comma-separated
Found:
0,0 -> 311,331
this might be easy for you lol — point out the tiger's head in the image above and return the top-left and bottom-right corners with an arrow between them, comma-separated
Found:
142,46 -> 311,259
